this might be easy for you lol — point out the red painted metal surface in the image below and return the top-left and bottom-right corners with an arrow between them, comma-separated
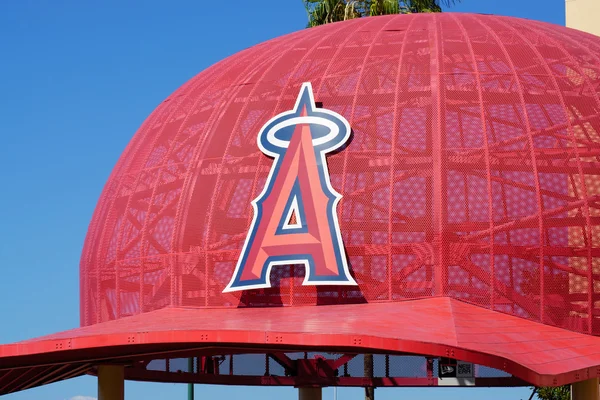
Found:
80,12 -> 600,331
2,12 -> 600,392
2,298 -> 600,391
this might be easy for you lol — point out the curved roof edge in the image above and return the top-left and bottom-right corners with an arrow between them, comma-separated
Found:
1,297 -> 600,393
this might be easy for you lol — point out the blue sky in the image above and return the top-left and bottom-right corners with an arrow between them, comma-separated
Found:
0,0 -> 565,399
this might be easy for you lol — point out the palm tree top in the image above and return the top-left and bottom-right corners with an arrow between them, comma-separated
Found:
303,0 -> 459,28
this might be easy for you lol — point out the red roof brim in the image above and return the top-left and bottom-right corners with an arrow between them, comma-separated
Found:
1,297 -> 600,393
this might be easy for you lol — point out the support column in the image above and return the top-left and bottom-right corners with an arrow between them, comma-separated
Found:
364,354 -> 374,400
299,387 -> 322,400
188,357 -> 194,400
98,365 -> 125,400
572,378 -> 600,400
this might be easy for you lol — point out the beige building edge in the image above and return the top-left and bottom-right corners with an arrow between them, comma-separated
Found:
566,2 -> 600,400
566,0 -> 600,36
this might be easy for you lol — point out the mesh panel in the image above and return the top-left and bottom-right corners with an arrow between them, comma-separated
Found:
81,14 -> 600,336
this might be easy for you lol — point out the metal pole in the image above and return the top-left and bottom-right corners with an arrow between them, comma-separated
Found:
364,354 -> 374,400
299,387 -> 322,400
572,378 -> 600,400
188,358 -> 194,400
98,365 -> 124,400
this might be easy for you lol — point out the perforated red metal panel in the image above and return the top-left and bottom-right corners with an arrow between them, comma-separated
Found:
80,13 -> 600,337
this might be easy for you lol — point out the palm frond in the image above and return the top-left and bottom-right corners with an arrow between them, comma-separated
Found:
304,0 -> 460,27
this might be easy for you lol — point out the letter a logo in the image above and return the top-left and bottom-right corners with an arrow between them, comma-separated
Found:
223,82 -> 357,292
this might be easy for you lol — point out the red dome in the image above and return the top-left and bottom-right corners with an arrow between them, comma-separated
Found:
81,12 -> 600,338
